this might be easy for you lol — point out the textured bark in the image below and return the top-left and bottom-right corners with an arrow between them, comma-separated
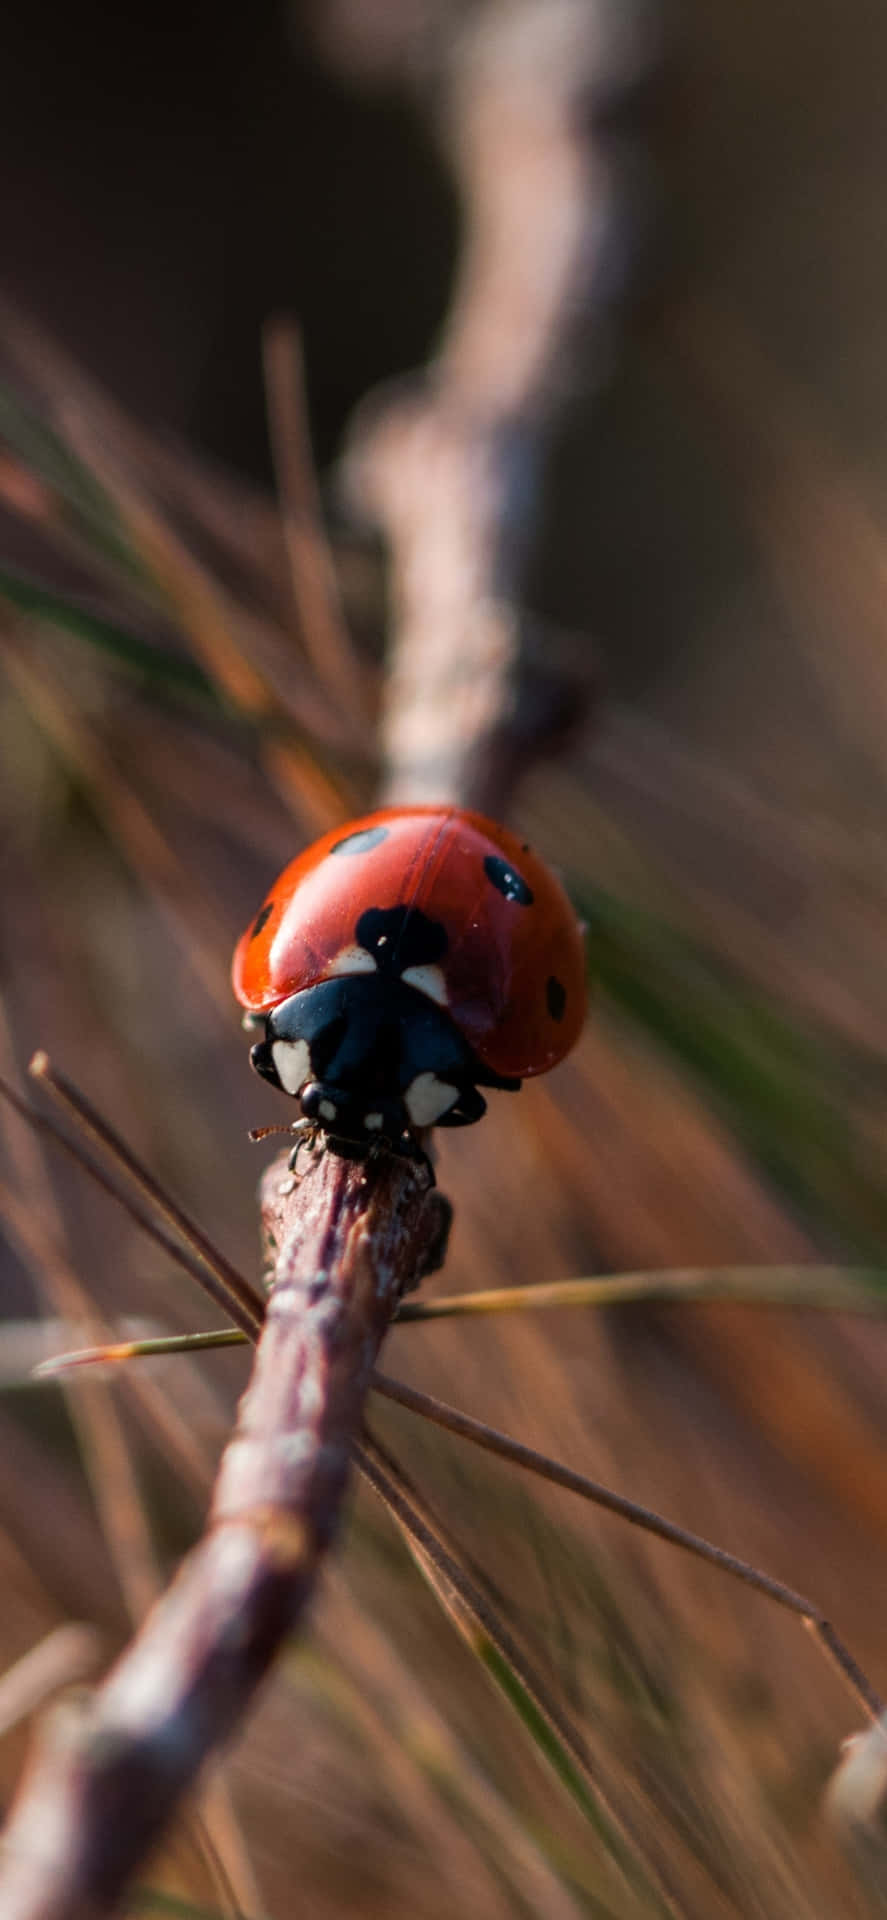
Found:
0,1147 -> 448,1920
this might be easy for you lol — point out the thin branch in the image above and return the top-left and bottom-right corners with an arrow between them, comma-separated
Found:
371,1371 -> 884,1724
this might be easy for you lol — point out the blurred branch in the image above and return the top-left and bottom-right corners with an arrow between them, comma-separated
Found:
343,0 -> 660,813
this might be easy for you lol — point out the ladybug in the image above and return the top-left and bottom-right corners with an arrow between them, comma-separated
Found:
232,806 -> 586,1160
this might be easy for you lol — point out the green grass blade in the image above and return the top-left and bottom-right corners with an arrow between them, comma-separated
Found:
0,384 -> 151,587
0,567 -> 214,698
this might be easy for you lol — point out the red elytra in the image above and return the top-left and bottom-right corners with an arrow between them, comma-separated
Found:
232,806 -> 586,1082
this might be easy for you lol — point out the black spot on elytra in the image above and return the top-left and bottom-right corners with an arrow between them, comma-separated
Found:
546,975 -> 567,1021
356,905 -> 448,973
331,825 -> 390,856
250,902 -> 274,941
484,854 -> 534,906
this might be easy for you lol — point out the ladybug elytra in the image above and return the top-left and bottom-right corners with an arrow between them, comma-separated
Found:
232,806 -> 586,1159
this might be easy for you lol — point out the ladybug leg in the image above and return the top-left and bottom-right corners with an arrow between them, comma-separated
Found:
434,1083 -> 488,1128
473,1065 -> 522,1093
398,1130 -> 438,1185
419,1190 -> 452,1272
287,1119 -> 323,1174
409,1144 -> 438,1193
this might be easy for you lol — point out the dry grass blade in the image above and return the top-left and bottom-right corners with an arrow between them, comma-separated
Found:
354,1431 -> 681,1920
395,1265 -> 887,1321
34,1263 -> 885,1374
33,1330 -> 247,1379
262,316 -> 368,726
317,1566 -> 592,1920
0,1039 -> 163,1625
0,1074 -> 258,1341
371,1372 -> 883,1723
29,1054 -> 265,1334
0,634 -> 234,1015
189,1773 -> 267,1920
0,1035 -> 260,1915
0,1628 -> 102,1740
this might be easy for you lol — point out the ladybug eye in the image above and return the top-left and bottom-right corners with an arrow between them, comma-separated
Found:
484,855 -> 534,906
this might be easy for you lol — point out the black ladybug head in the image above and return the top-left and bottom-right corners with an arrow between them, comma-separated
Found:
354,905 -> 448,977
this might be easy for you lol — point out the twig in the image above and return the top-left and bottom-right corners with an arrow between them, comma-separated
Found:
342,1 -> 655,810
0,1147 -> 448,1919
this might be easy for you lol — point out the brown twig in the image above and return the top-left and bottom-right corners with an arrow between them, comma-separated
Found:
0,1146 -> 448,1918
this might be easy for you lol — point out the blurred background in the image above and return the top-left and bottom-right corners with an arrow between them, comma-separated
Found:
1,1 -> 887,1914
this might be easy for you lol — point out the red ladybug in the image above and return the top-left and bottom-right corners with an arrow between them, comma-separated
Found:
232,805 -> 586,1158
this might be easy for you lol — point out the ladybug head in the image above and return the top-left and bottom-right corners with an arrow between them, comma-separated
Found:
353,905 -> 448,977
248,967 -> 516,1159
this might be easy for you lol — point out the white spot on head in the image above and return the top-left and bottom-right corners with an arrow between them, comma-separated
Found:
271,1038 -> 311,1097
404,1072 -> 459,1127
327,945 -> 377,977
318,1098 -> 338,1122
363,1112 -> 384,1131
401,963 -> 448,1007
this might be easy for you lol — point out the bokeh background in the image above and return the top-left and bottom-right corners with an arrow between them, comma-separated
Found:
1,2 -> 887,1914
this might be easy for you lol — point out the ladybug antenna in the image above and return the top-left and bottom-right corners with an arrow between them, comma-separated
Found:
247,1123 -> 300,1143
